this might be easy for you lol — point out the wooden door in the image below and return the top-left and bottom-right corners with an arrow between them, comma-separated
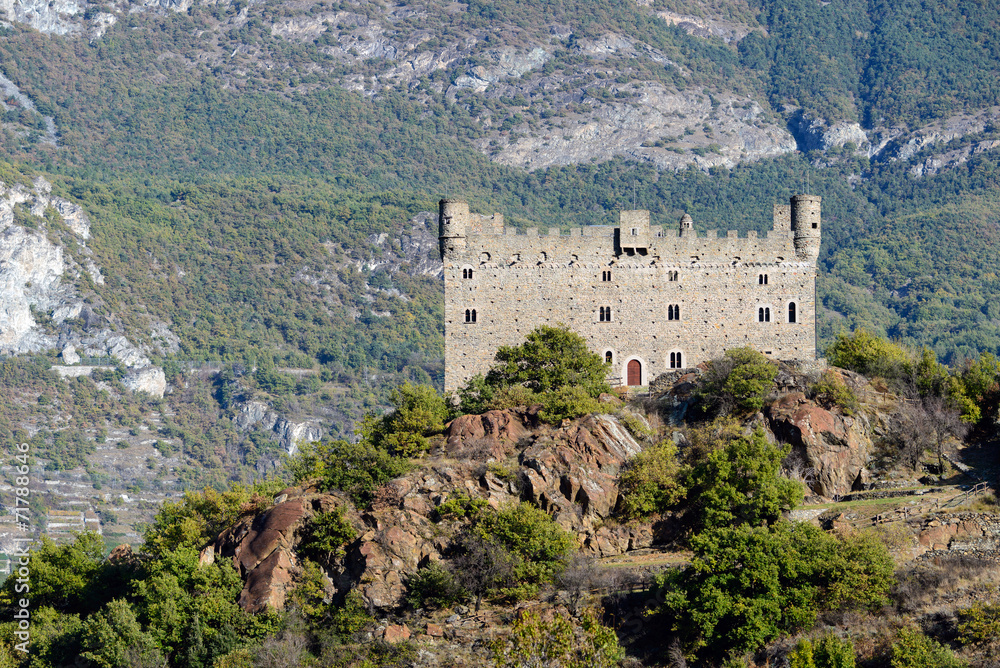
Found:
627,359 -> 641,386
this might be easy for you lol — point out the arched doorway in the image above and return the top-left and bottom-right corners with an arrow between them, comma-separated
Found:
627,359 -> 642,386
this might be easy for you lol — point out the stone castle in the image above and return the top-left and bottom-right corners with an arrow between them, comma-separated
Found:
439,195 -> 820,392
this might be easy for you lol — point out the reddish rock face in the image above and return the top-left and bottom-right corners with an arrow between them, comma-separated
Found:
445,409 -> 532,459
214,495 -> 338,614
766,392 -> 872,498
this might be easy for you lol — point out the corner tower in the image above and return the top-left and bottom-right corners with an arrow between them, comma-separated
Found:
791,194 -> 821,261
439,199 -> 468,260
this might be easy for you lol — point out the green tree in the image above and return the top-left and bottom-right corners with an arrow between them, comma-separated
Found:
485,325 -> 610,397
685,428 -> 802,531
79,599 -> 164,668
286,435 -> 410,508
617,438 -> 686,519
660,522 -> 893,657
0,532 -> 107,615
377,382 -> 450,457
698,348 -> 778,415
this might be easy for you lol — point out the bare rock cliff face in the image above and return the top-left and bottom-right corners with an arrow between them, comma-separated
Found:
0,176 -> 174,397
766,391 -> 872,498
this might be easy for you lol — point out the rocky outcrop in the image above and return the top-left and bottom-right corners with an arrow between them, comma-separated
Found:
122,366 -> 167,398
232,399 -> 323,454
216,411 -> 653,613
767,391 -> 872,498
445,409 -> 533,460
0,175 -> 173,393
452,47 -> 549,93
212,490 -> 345,613
788,113 -> 869,153
519,414 -> 642,523
486,83 -> 796,172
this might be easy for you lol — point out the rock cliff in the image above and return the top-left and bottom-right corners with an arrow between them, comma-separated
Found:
0,175 -> 172,397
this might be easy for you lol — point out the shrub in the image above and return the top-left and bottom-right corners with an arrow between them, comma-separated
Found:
685,427 -> 802,531
406,562 -> 465,609
813,633 -> 856,668
826,329 -> 911,383
790,635 -> 856,668
376,382 -> 450,457
285,437 -> 410,509
458,502 -> 576,603
810,371 -> 860,415
489,384 -> 540,410
957,602 -> 1000,649
698,348 -> 778,415
660,521 -> 893,657
890,628 -> 965,668
297,507 -> 357,564
435,491 -> 489,521
491,610 -> 623,668
538,385 -> 603,423
617,439 -> 686,519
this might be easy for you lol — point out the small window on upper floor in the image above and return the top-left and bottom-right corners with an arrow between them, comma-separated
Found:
631,228 -> 638,236
758,274 -> 768,285
668,304 -> 681,321
758,307 -> 771,322
812,222 -> 817,229
599,306 -> 612,322
462,268 -> 473,279
602,270 -> 612,282
465,309 -> 477,323
788,302 -> 797,323
668,270 -> 679,282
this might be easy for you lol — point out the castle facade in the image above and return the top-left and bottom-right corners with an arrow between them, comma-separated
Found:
439,195 -> 820,392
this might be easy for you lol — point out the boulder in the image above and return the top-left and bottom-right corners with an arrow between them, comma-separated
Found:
61,344 -> 80,364
383,624 -> 411,643
767,392 -> 872,498
122,366 -> 167,398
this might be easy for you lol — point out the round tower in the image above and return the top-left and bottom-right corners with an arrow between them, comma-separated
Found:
679,213 -> 693,232
439,199 -> 468,259
791,194 -> 821,261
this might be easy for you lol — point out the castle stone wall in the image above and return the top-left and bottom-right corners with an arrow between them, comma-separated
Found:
441,197 -> 820,391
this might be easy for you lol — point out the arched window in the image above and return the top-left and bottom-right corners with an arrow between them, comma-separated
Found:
602,270 -> 612,282
462,268 -> 473,279
471,309 -> 477,323
599,307 -> 612,322
788,302 -> 797,323
758,307 -> 771,322
465,309 -> 472,323
669,351 -> 683,369
668,271 -> 679,282
758,274 -> 768,285
605,351 -> 613,364
765,307 -> 770,322
668,304 -> 680,321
